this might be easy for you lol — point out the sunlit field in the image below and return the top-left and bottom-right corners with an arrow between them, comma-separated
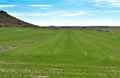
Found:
0,27 -> 120,78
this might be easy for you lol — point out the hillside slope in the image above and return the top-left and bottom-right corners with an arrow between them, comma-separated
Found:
0,10 -> 37,27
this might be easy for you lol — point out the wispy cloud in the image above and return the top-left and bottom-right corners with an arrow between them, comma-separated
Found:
28,4 -> 52,7
9,10 -> 92,18
111,10 -> 120,13
65,0 -> 120,7
9,12 -> 50,17
28,13 -> 50,16
40,8 -> 50,9
90,0 -> 120,7
0,5 -> 16,8
61,11 -> 86,17
76,19 -> 120,26
9,12 -> 24,16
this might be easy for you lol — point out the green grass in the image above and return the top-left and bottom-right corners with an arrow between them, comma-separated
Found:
0,27 -> 120,78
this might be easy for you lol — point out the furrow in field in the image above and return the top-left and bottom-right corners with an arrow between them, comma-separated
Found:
73,30 -> 120,60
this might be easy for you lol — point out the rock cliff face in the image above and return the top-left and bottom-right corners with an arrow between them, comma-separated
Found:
0,10 -> 37,27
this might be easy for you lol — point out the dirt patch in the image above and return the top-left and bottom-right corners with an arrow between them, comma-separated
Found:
96,29 -> 111,32
0,46 -> 17,52
37,75 -> 49,78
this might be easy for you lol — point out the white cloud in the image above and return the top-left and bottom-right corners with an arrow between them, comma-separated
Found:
28,5 -> 52,7
40,8 -> 49,9
9,10 -> 96,18
9,12 -> 50,17
9,12 -> 24,16
0,5 -> 16,8
65,0 -> 120,7
80,19 -> 120,26
61,11 -> 86,17
9,12 -> 120,26
27,13 -> 50,16
111,10 -> 120,12
91,0 -> 120,7
30,19 -> 120,26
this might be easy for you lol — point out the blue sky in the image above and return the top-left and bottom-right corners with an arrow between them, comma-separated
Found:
0,0 -> 120,26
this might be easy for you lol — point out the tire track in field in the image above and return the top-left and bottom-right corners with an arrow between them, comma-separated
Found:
76,30 -> 120,59
72,30 -> 120,60
0,31 -> 60,53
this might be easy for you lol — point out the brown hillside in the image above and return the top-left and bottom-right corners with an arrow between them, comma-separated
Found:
0,10 -> 38,27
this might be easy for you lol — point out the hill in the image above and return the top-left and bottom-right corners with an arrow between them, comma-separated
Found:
0,10 -> 38,27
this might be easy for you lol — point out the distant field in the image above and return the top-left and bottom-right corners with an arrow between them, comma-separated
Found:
0,27 -> 120,78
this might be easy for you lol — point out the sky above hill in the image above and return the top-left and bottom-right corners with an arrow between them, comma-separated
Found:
0,0 -> 120,26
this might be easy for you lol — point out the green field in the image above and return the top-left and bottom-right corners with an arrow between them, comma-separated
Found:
0,27 -> 120,78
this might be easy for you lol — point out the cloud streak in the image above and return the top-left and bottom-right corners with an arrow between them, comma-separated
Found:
66,0 -> 120,7
9,10 -> 96,18
111,10 -> 120,13
0,5 -> 16,8
61,11 -> 86,17
28,4 -> 52,7
90,0 -> 120,7
9,12 -> 50,17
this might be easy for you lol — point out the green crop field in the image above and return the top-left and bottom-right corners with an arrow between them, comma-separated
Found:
0,27 -> 120,78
